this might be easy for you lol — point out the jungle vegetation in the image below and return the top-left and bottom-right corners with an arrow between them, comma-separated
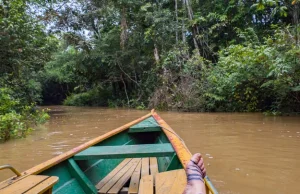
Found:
1,0 -> 300,140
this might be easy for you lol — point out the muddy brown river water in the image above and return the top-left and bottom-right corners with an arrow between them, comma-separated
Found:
0,106 -> 299,193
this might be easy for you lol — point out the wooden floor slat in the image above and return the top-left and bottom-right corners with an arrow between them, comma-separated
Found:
138,175 -> 153,194
155,169 -> 187,194
96,158 -> 132,190
141,158 -> 149,178
96,157 -> 185,194
128,160 -> 142,194
155,170 -> 174,194
150,157 -> 158,185
168,170 -> 187,194
108,159 -> 141,194
149,157 -> 158,176
98,158 -> 140,194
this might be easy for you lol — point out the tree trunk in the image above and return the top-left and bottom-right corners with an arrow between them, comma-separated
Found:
175,0 -> 179,44
182,0 -> 186,43
154,43 -> 160,63
184,0 -> 200,55
292,3 -> 299,46
121,74 -> 130,107
120,6 -> 128,50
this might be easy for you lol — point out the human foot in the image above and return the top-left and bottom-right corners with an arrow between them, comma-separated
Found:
183,153 -> 207,194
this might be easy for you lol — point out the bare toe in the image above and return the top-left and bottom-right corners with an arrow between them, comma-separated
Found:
190,153 -> 202,164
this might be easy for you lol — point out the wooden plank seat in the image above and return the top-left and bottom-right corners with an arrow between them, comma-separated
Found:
95,157 -> 159,194
0,175 -> 58,194
74,144 -> 174,160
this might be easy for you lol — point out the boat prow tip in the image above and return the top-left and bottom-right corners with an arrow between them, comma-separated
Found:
151,109 -> 155,114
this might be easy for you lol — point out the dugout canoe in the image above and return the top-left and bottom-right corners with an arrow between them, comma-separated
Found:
0,110 -> 218,194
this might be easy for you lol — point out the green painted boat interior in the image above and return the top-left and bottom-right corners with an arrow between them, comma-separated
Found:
39,116 -> 183,194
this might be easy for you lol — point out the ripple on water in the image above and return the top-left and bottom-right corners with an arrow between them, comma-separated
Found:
47,131 -> 62,136
52,141 -> 68,145
52,151 -> 64,155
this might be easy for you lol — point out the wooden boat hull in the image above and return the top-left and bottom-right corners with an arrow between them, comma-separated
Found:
0,110 -> 218,194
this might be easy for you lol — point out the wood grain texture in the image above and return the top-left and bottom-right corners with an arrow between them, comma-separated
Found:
98,158 -> 140,194
108,159 -> 141,194
138,175 -> 153,194
155,169 -> 186,194
149,157 -> 158,185
155,170 -> 175,194
149,157 -> 158,176
141,158 -> 149,178
0,176 -> 28,190
24,176 -> 59,194
0,175 -> 49,193
138,179 -> 143,194
168,170 -> 187,193
96,158 -> 132,190
128,160 -> 142,194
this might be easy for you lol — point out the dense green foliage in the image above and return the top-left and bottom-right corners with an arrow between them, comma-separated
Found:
35,0 -> 299,113
0,88 -> 49,141
206,28 -> 300,112
0,0 -> 53,141
1,0 -> 300,137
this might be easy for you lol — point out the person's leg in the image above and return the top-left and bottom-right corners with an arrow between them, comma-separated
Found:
183,153 -> 207,194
